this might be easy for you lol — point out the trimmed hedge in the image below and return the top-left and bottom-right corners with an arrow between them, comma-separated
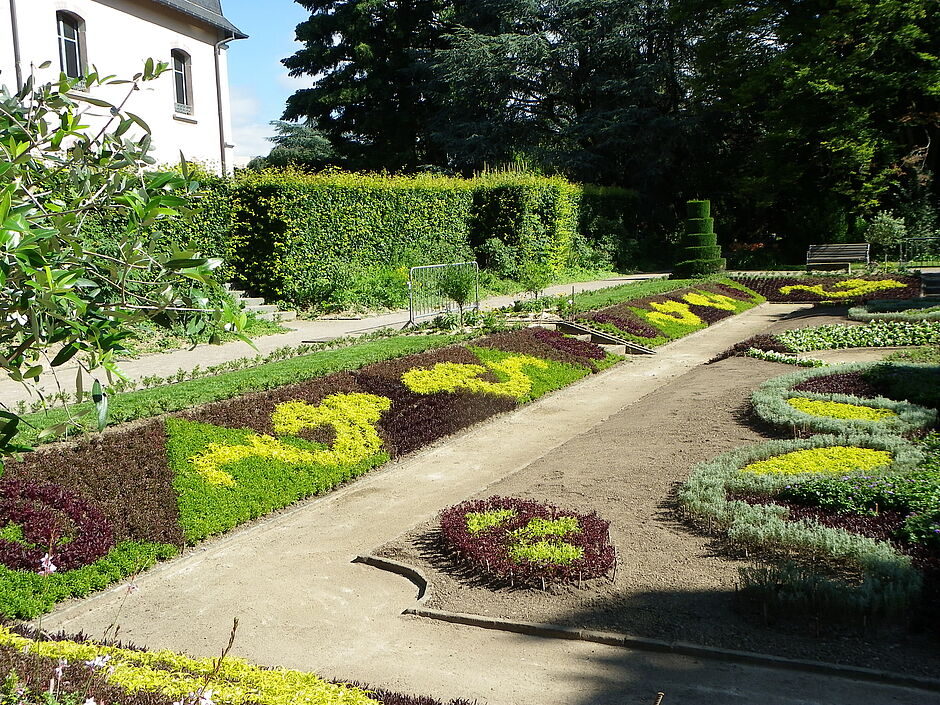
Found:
229,172 -> 476,306
228,171 -> 639,307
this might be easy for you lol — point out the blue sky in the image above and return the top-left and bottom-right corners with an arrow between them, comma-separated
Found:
222,0 -> 311,163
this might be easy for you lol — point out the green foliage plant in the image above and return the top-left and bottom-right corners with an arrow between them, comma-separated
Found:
848,298 -> 940,323
468,347 -> 590,402
0,65 -> 251,453
0,541 -> 176,619
776,321 -> 940,352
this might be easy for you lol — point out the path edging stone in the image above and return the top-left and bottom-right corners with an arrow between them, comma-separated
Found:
357,553 -> 940,694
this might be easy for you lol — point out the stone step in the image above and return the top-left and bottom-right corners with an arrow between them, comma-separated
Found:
258,310 -> 297,323
238,297 -> 266,307
599,343 -> 627,356
569,334 -> 592,342
245,304 -> 280,315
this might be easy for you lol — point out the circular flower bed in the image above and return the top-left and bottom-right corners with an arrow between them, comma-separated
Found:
677,434 -> 924,613
0,479 -> 115,572
751,363 -> 937,436
439,496 -> 615,587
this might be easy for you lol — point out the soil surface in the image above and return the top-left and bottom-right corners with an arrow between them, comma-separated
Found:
378,313 -> 940,678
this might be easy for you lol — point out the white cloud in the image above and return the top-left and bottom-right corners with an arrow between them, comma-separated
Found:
229,87 -> 274,161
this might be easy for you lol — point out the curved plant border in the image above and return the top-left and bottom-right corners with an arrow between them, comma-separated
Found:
848,298 -> 940,323
439,496 -> 615,588
678,433 -> 923,613
752,364 -> 937,436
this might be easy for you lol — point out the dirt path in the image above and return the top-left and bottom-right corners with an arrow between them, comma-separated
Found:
38,303 -> 940,705
381,355 -> 940,677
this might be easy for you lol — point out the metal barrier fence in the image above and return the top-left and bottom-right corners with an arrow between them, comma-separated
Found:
407,261 -> 480,326
900,237 -> 940,265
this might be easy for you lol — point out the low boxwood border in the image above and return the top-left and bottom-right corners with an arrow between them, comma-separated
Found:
678,434 -> 923,615
752,365 -> 937,436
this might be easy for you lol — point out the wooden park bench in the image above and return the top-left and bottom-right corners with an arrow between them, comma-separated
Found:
805,243 -> 870,271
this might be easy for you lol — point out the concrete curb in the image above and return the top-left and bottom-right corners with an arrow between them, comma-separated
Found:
357,554 -> 940,694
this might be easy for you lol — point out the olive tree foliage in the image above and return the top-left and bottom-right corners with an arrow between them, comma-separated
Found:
0,61 -> 246,452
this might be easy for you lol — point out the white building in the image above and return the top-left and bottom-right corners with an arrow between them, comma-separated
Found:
1,0 -> 246,172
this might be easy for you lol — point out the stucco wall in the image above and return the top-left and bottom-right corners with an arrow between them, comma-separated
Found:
1,0 -> 237,172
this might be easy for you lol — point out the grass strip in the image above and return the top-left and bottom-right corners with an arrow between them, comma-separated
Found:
570,277 -> 694,310
13,335 -> 463,449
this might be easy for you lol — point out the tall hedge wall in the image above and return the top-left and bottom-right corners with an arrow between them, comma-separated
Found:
228,172 -> 476,305
80,169 -> 640,309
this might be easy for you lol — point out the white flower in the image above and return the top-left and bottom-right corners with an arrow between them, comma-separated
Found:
84,654 -> 111,670
38,553 -> 57,576
5,311 -> 27,326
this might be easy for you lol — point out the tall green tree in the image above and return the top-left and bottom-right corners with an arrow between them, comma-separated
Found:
247,120 -> 334,170
282,0 -> 450,171
435,0 -> 697,193
683,0 -> 940,254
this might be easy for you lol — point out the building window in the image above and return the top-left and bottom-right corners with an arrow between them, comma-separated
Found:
56,12 -> 85,80
172,50 -> 193,115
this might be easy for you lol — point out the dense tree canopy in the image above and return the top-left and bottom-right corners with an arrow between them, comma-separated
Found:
281,0 -> 940,257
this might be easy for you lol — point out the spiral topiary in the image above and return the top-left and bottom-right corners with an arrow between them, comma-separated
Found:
672,199 -> 726,278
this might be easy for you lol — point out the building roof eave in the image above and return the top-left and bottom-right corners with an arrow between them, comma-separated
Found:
150,0 -> 248,40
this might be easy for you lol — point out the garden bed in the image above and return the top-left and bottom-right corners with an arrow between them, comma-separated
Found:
731,275 -> 921,302
376,354 -> 940,678
574,279 -> 762,345
0,327 -> 620,617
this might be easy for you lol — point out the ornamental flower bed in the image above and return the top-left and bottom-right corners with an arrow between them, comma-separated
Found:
714,321 -> 940,360
0,625 -> 474,705
575,279 -> 762,346
0,328 -> 617,618
439,496 -> 615,587
678,433 -> 924,616
751,363 -> 938,437
731,275 -> 920,303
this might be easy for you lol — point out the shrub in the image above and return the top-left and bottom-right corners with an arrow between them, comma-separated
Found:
439,496 -> 615,587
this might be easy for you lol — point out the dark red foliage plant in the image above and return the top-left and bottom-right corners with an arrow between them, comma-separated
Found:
709,334 -> 794,363
578,311 -> 661,339
0,479 -> 115,571
476,327 -> 606,370
791,371 -> 880,398
439,496 -> 615,588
